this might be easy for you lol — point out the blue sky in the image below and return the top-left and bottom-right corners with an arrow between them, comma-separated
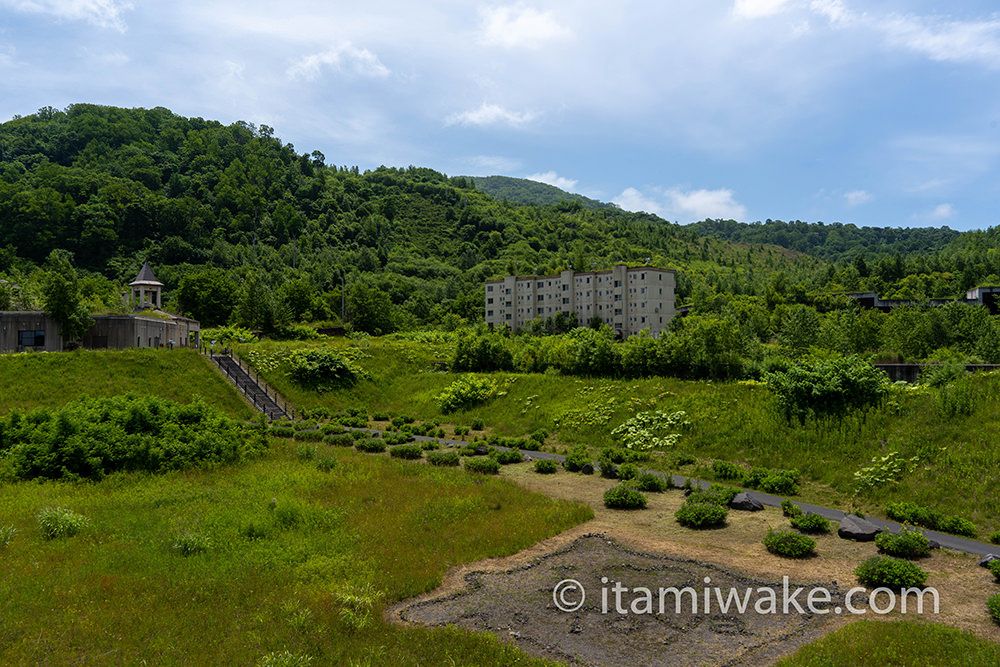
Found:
2,0 -> 1000,231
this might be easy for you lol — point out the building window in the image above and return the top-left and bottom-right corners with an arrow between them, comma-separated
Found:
615,308 -> 622,316
506,314 -> 512,320
615,294 -> 622,302
18,330 -> 45,347
537,308 -> 544,314
487,298 -> 494,304
563,298 -> 570,304
614,280 -> 622,288
487,285 -> 494,292
487,310 -> 494,317
537,295 -> 544,301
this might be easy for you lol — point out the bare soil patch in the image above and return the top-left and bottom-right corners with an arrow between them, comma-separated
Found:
390,462 -> 1000,666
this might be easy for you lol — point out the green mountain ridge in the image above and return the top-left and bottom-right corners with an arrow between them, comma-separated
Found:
469,175 -> 615,211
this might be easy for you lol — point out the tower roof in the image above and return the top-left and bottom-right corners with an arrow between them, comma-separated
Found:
129,262 -> 163,287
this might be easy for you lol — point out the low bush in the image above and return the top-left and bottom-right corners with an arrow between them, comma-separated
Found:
495,449 -> 524,465
296,444 -> 317,461
292,420 -> 317,431
687,484 -> 740,507
534,459 -> 558,474
603,484 -> 648,509
323,433 -> 354,447
886,502 -> 977,537
990,531 -> 1000,545
316,456 -> 336,472
172,531 -> 211,556
354,439 -> 386,453
854,556 -> 928,589
990,594 -> 1000,625
382,432 -> 411,446
370,411 -> 390,422
564,444 -> 590,472
435,376 -> 504,413
320,423 -> 346,435
675,501 -> 728,529
530,429 -> 548,446
672,452 -> 696,467
0,524 -> 16,547
782,499 -> 804,518
790,513 -> 831,534
286,349 -> 365,391
986,560 -> 1000,583
758,470 -> 801,495
470,419 -> 484,430
37,507 -> 90,540
293,429 -> 323,442
634,472 -> 670,492
269,425 -> 295,438
389,444 -> 423,460
875,528 -> 931,559
763,529 -> 816,558
464,457 -> 500,475
616,463 -> 640,481
712,460 -> 743,481
426,451 -> 460,467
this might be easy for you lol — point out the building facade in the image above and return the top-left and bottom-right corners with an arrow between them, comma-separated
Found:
485,265 -> 676,338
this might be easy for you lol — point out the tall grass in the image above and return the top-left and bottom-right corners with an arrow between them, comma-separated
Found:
0,439 -> 589,666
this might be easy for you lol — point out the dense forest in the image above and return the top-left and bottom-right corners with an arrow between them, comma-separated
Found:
2,103 -> 1000,364
470,175 -> 614,211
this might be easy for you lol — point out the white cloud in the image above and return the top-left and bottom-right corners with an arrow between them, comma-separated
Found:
929,203 -> 955,220
613,186 -> 747,221
3,0 -> 132,30
527,171 -> 578,191
880,14 -> 1000,68
480,5 -> 571,49
468,155 -> 524,173
732,0 -> 791,20
844,189 -> 872,206
445,102 -> 538,128
287,43 -> 390,80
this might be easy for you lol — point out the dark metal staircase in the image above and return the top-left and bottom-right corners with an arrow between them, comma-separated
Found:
210,352 -> 292,421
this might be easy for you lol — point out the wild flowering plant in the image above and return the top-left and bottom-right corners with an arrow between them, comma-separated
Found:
611,410 -> 690,451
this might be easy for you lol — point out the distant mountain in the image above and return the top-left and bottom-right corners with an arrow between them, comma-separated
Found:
470,175 -> 615,211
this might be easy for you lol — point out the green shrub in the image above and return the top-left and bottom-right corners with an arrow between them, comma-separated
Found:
987,560 -> 1000,584
672,452 -> 696,467
875,528 -> 932,559
370,411 -> 389,422
712,460 -> 743,481
782,499 -> 804,518
530,429 -> 548,445
0,524 -> 16,547
0,395 -> 267,481
389,444 -> 423,460
37,507 -> 90,540
316,456 -> 336,472
426,450 -> 460,467
464,457 -> 500,475
354,439 -> 386,453
854,556 -> 928,588
675,501 -> 728,529
939,515 -> 977,538
534,459 -> 558,474
763,529 -> 816,558
323,433 -> 354,447
382,432 -> 410,446
286,349 -> 365,391
470,419 -> 484,430
765,356 -> 889,424
296,443 -> 317,461
292,420 -> 317,431
616,462 -> 640,481
564,444 -> 590,472
257,650 -> 313,667
495,449 -> 524,465
320,423 -> 346,435
269,425 -> 295,438
759,470 -> 800,495
293,429 -> 323,442
435,376 -> 504,413
790,512 -> 831,534
989,594 -> 1000,625
990,531 -> 1000,545
172,531 -> 211,556
885,502 -> 977,537
687,484 -> 740,507
603,484 -> 648,510
635,472 -> 670,492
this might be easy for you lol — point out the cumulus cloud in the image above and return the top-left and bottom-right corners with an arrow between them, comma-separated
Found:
287,43 -> 390,80
732,0 -> 791,20
445,102 -> 538,127
468,155 -> 524,173
928,203 -> 955,220
3,0 -> 132,30
480,4 -> 571,49
613,186 -> 747,221
527,171 -> 578,191
844,189 -> 872,206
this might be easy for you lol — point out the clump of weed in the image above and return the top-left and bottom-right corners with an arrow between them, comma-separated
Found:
37,507 -> 90,540
634,472 -> 670,492
427,451 -> 460,467
0,524 -> 16,547
257,650 -> 313,667
763,529 -> 816,558
875,527 -> 932,559
790,513 -> 831,534
854,556 -> 928,589
172,531 -> 211,556
782,499 -> 803,518
464,457 -> 500,475
534,459 -> 558,474
603,484 -> 647,510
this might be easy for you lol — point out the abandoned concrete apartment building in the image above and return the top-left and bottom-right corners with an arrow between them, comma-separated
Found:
0,262 -> 200,353
485,265 -> 677,338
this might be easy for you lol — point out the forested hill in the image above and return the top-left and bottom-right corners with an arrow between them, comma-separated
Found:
0,104 -> 821,331
686,219 -> 962,263
470,175 -> 614,211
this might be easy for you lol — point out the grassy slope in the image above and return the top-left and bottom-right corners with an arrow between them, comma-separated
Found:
0,440 -> 592,666
243,336 -> 1000,532
0,348 -> 254,419
775,620 -> 1000,667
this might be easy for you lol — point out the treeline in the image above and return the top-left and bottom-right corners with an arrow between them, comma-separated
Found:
454,297 -> 1000,382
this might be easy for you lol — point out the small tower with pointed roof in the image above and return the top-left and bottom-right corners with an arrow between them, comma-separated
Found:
129,262 -> 164,310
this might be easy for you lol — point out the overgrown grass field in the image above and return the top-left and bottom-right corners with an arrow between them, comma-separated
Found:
240,335 -> 1000,532
0,348 -> 254,419
0,438 -> 592,666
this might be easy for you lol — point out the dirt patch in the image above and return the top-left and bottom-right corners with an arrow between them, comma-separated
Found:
390,461 -> 1000,666
396,533 -> 851,667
